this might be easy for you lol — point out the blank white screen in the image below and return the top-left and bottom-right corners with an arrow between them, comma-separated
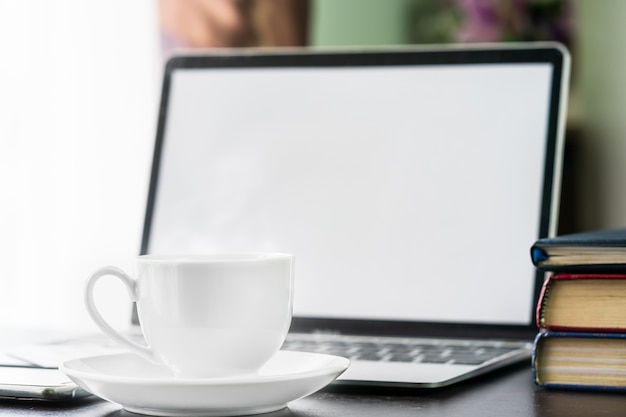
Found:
150,63 -> 553,325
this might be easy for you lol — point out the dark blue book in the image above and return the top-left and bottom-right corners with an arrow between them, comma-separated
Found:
530,228 -> 626,273
533,331 -> 626,391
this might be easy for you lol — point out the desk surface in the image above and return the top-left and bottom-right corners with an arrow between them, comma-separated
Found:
0,363 -> 624,417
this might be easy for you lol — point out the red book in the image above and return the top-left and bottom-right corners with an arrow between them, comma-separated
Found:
536,273 -> 626,332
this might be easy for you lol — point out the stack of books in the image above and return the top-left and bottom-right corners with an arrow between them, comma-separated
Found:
530,228 -> 626,391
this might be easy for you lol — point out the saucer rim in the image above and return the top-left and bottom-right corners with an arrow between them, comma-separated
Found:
59,350 -> 350,386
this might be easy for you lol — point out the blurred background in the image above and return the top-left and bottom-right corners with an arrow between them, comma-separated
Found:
0,0 -> 622,333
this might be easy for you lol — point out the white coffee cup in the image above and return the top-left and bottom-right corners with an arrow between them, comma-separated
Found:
85,253 -> 294,378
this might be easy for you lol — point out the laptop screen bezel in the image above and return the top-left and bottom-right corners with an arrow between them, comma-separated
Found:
139,45 -> 569,341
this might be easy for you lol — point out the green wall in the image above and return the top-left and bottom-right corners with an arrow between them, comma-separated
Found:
310,0 -> 417,46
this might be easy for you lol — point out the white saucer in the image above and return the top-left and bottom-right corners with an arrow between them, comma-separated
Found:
59,350 -> 349,417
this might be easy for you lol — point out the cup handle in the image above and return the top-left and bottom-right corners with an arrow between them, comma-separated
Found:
85,266 -> 159,364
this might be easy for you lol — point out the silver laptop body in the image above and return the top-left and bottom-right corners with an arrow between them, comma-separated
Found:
140,44 -> 569,387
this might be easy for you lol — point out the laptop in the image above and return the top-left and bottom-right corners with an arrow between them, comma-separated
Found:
3,43 -> 570,392
139,43 -> 570,387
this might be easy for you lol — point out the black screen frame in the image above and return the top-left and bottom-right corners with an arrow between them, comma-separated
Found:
139,44 -> 569,340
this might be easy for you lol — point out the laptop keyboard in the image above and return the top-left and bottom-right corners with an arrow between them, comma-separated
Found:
282,334 -> 527,366
4,331 -> 528,369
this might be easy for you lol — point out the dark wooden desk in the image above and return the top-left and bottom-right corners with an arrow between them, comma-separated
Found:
0,363 -> 624,417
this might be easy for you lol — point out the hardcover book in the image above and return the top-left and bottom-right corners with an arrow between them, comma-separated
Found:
533,331 -> 626,391
536,274 -> 626,331
530,228 -> 626,272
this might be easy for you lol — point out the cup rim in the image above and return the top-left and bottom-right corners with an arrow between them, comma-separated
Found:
137,253 -> 293,264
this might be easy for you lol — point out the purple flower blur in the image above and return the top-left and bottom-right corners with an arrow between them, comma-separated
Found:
455,0 -> 573,45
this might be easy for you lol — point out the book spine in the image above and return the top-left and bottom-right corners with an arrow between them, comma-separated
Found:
535,276 -> 553,329
531,332 -> 544,386
530,246 -> 548,267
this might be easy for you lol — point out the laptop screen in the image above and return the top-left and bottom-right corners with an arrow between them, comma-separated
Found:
142,46 -> 569,338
